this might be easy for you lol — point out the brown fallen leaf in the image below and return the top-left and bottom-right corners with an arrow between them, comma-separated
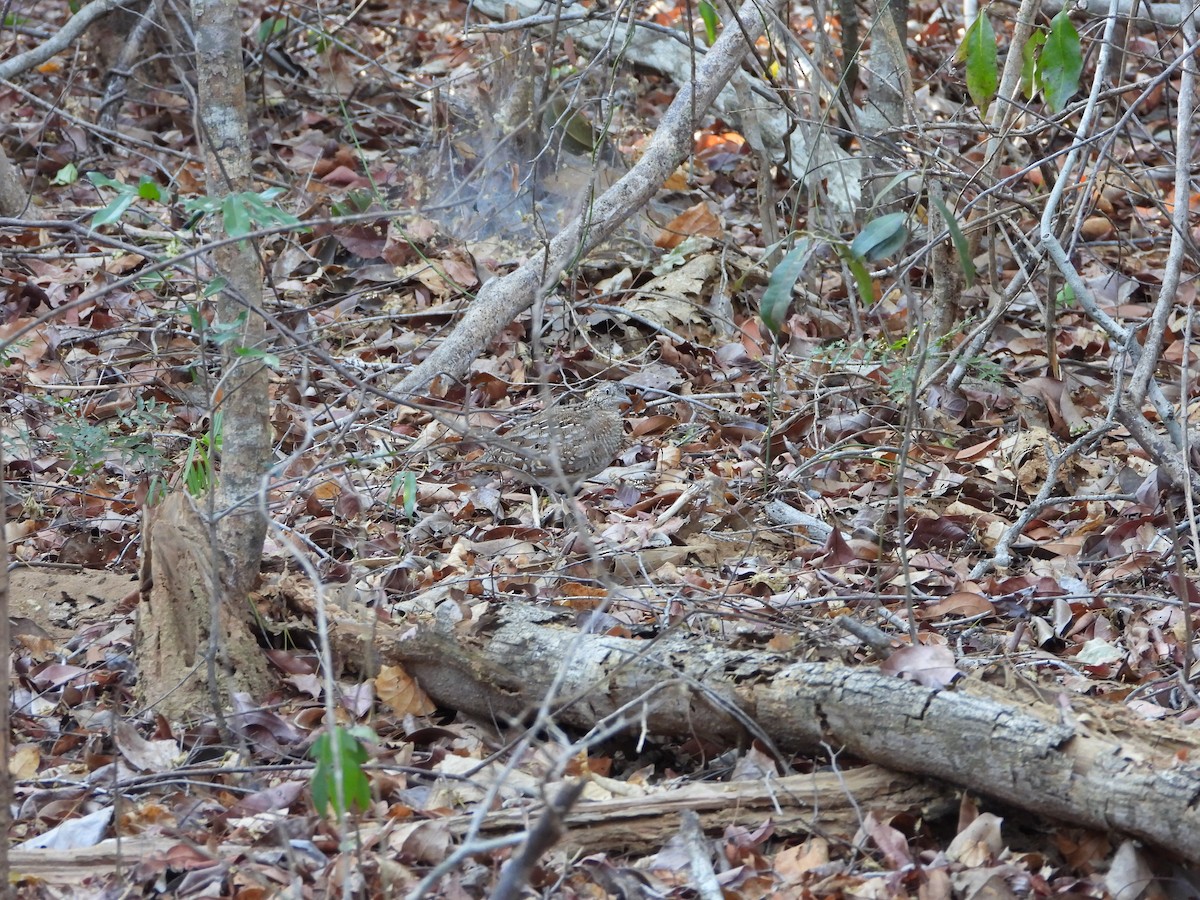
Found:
376,664 -> 436,716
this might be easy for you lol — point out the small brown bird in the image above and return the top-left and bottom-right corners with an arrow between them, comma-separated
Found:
480,382 -> 627,487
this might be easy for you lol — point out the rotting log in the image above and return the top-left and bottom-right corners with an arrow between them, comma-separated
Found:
329,601 -> 1200,865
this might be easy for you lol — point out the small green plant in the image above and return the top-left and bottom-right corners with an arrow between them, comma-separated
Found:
388,471 -> 418,521
88,171 -> 308,242
329,189 -> 378,218
182,187 -> 306,240
88,172 -> 166,227
51,163 -> 78,187
760,236 -> 813,335
49,396 -> 170,477
965,354 -> 1006,382
813,333 -> 929,403
0,337 -> 31,366
185,306 -> 280,367
310,725 -> 372,817
182,414 -> 221,497
959,9 -> 1082,116
52,417 -> 110,476
760,219 -> 909,333
256,16 -> 288,44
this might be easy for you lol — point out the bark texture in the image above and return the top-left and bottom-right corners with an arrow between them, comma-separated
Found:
0,145 -> 26,216
137,493 -> 269,718
431,765 -> 945,855
331,601 -> 1200,865
135,0 -> 272,715
7,765 -> 944,877
0,444 -> 11,889
190,0 -> 272,607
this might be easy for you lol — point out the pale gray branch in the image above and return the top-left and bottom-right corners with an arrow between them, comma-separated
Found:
0,0 -> 132,81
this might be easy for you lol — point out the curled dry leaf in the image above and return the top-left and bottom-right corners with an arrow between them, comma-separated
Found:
879,643 -> 962,689
376,664 -> 437,716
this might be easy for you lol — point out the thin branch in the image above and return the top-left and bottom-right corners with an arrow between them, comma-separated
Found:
0,0 -> 133,81
490,781 -> 587,900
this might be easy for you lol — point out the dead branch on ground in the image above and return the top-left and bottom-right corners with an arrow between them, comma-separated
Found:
329,600 -> 1200,865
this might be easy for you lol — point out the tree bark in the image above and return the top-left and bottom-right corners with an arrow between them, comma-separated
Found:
0,145 -> 26,216
137,493 -> 271,718
331,601 -> 1200,865
5,765 -> 945,882
137,0 -> 272,714
0,443 -> 12,891
190,0 -> 272,603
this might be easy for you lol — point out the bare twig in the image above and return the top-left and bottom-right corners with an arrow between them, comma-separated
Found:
0,0 -> 133,81
681,810 -> 724,900
970,424 -> 1115,577
490,780 -> 587,900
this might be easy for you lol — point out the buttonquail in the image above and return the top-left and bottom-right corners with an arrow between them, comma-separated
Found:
480,382 -> 627,486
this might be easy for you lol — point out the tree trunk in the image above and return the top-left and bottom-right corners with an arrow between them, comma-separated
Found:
137,0 -> 272,715
0,443 -> 12,891
0,144 -> 26,216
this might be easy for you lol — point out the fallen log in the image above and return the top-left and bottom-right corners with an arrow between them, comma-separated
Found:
394,765 -> 947,857
331,601 -> 1200,864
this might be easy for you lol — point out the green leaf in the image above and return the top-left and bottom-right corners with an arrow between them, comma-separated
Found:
308,29 -> 330,53
51,163 -> 78,186
222,194 -> 252,239
137,178 -> 163,202
91,192 -> 137,228
87,172 -> 142,227
845,251 -> 876,303
203,276 -> 226,299
959,16 -> 998,117
1038,10 -> 1082,113
545,95 -> 602,155
332,189 -> 376,217
234,347 -> 281,368
850,212 -> 909,262
186,304 -> 206,333
182,440 -> 211,495
1021,29 -> 1046,100
402,471 -> 417,520
137,271 -> 170,291
873,169 -> 921,205
257,17 -> 287,43
760,239 -> 812,335
185,188 -> 304,237
698,0 -> 719,45
86,172 -> 124,191
929,196 -> 976,287
206,311 -> 249,346
310,727 -> 371,817
182,195 -> 221,216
